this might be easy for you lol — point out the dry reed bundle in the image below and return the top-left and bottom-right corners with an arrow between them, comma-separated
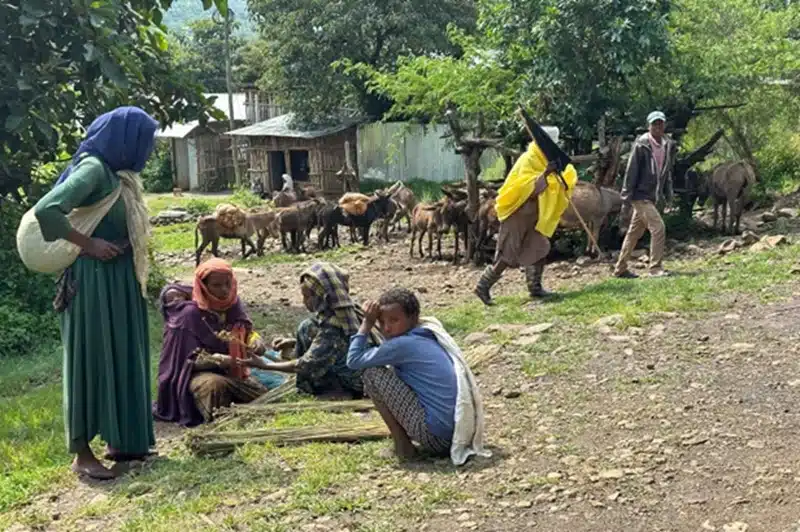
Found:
187,422 -> 390,455
251,375 -> 297,404
232,399 -> 374,415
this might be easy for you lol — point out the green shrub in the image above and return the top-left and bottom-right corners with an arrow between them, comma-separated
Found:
141,142 -> 174,193
0,201 -> 60,357
755,132 -> 800,197
185,198 -> 213,217
230,186 -> 264,208
146,242 -> 168,302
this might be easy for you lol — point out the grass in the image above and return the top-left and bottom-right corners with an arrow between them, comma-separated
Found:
440,244 -> 800,336
439,243 -> 800,379
145,193 -> 233,217
2,234 -> 799,529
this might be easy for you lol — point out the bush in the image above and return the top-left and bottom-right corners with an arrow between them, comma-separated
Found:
230,186 -> 264,209
0,201 -> 60,357
146,242 -> 168,302
141,142 -> 174,193
185,198 -> 213,217
755,132 -> 800,197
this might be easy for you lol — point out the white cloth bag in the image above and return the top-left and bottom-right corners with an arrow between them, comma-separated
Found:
16,185 -> 122,274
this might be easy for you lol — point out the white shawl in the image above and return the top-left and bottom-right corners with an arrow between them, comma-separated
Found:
419,317 -> 492,466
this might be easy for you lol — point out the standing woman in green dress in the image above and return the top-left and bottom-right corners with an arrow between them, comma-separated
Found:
33,107 -> 158,479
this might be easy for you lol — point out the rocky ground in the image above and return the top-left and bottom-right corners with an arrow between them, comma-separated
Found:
6,201 -> 800,532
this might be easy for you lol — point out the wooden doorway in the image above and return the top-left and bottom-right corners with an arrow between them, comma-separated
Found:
290,150 -> 310,182
269,151 -> 287,191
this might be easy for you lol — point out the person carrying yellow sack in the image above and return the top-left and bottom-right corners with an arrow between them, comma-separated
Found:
474,138 -> 578,306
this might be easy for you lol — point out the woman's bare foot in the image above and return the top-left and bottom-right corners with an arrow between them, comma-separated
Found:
104,446 -> 157,462
71,452 -> 116,480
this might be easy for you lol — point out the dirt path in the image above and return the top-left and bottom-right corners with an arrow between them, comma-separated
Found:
8,205 -> 800,532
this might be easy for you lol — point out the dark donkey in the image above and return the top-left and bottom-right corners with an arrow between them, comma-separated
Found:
336,191 -> 393,246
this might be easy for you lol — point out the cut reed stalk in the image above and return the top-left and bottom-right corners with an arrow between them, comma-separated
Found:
187,422 -> 390,455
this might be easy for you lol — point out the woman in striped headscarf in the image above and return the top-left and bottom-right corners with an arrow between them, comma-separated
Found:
246,262 -> 376,399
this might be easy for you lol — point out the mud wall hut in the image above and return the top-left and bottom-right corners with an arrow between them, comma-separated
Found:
227,113 -> 360,197
156,93 -> 247,191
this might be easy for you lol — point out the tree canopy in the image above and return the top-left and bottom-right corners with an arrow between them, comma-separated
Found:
169,16 -> 246,93
1,0 -> 228,199
245,0 -> 477,124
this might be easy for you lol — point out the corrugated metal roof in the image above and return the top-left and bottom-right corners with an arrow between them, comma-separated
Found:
226,113 -> 359,139
156,93 -> 247,139
157,121 -> 201,139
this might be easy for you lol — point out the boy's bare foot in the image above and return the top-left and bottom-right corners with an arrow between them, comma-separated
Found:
394,441 -> 418,461
71,455 -> 116,480
378,444 -> 417,461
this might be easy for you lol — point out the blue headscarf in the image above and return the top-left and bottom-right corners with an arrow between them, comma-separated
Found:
55,106 -> 159,186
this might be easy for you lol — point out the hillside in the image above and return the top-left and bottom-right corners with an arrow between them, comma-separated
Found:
162,0 -> 252,33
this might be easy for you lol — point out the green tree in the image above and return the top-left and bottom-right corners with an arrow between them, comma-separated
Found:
667,0 -> 800,189
1,0 -> 228,199
478,0 -> 672,151
170,16 -> 248,92
0,0 -> 228,356
246,0 -> 477,124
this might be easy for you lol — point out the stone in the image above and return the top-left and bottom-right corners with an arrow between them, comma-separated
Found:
464,332 -> 492,346
608,335 -> 631,343
546,472 -> 563,482
598,469 -> 625,480
594,314 -> 624,329
722,522 -> 749,532
631,249 -> 648,259
89,493 -> 109,505
718,239 -> 740,255
777,207 -> 798,219
522,323 -> 554,335
764,234 -> 789,247
513,335 -> 541,347
761,211 -> 778,223
484,324 -> 525,334
741,231 -> 760,245
560,455 -> 581,467
731,343 -> 755,352
576,256 -> 592,266
746,440 -> 766,449
749,242 -> 771,253
515,500 -> 533,508
504,390 -> 522,399
687,244 -> 704,254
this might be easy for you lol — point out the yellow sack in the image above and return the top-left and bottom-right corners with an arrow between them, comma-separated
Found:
495,141 -> 578,238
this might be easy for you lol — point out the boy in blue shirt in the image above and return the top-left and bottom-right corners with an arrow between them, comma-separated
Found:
347,288 -> 458,460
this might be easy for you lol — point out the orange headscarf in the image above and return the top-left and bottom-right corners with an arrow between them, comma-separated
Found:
193,258 -> 239,312
193,258 -> 248,379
